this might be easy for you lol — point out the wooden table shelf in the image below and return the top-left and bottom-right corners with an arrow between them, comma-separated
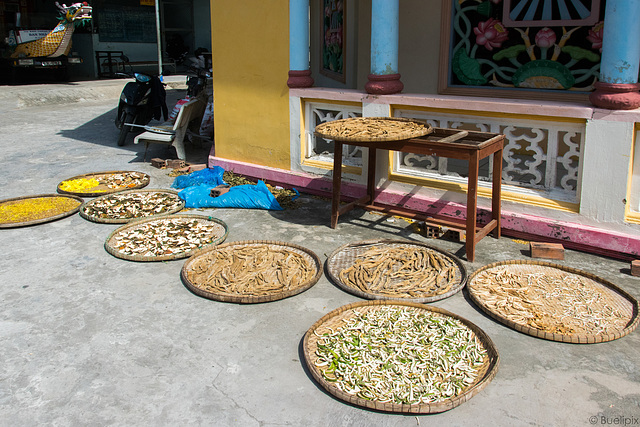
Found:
325,125 -> 505,262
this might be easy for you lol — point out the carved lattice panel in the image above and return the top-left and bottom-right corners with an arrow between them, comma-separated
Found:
394,110 -> 584,203
304,103 -> 363,167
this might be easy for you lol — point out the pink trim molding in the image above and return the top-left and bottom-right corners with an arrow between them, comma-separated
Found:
287,70 -> 314,88
589,82 -> 640,110
365,73 -> 404,95
208,155 -> 640,261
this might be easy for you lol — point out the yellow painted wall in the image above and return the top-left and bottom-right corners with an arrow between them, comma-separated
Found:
211,1 -> 291,169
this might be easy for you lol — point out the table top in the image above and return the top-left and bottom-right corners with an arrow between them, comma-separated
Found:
315,117 -> 503,152
314,117 -> 433,143
408,127 -> 504,150
329,126 -> 504,153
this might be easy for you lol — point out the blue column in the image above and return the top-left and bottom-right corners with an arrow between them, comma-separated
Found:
371,0 -> 399,75
288,0 -> 314,88
590,0 -> 640,109
599,0 -> 640,84
366,0 -> 403,95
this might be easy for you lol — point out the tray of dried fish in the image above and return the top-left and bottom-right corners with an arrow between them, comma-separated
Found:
314,117 -> 433,143
182,240 -> 322,303
467,260 -> 640,343
57,171 -> 150,197
326,239 -> 467,303
303,300 -> 499,413
79,189 -> 185,224
105,214 -> 228,262
0,194 -> 83,228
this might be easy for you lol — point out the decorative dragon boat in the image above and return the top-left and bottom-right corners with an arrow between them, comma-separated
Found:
5,2 -> 92,80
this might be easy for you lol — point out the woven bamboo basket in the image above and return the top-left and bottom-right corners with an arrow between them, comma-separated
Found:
326,239 -> 467,303
314,117 -> 433,143
104,214 -> 228,262
79,189 -> 184,224
57,170 -> 150,197
303,300 -> 500,414
467,260 -> 640,343
181,240 -> 323,303
0,194 -> 83,228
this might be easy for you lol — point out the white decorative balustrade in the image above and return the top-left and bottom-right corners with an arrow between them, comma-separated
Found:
301,99 -> 584,207
394,109 -> 584,204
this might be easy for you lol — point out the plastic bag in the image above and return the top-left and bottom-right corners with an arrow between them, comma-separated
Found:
171,166 -> 225,189
168,96 -> 190,123
178,180 -> 282,210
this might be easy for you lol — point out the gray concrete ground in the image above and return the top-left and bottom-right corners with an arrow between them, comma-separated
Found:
0,79 -> 639,427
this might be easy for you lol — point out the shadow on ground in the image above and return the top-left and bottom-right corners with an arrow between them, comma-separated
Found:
55,88 -> 211,165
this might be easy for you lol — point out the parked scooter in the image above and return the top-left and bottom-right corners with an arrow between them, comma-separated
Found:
114,69 -> 167,146
185,65 -> 210,100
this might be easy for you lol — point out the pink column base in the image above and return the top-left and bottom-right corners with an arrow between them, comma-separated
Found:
589,82 -> 640,110
287,70 -> 314,88
365,73 -> 404,95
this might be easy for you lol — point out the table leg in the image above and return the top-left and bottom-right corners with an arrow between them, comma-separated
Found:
466,152 -> 479,262
492,148 -> 502,238
331,142 -> 344,228
367,146 -> 377,205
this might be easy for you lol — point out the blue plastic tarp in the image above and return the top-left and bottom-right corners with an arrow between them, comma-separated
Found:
178,180 -> 283,210
171,166 -> 226,189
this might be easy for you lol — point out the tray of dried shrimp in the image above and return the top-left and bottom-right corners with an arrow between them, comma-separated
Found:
303,300 -> 499,413
57,171 -> 150,197
105,214 -> 228,262
314,117 -> 433,143
0,194 -> 83,228
80,189 -> 184,224
181,240 -> 323,303
467,260 -> 640,343
326,239 -> 467,303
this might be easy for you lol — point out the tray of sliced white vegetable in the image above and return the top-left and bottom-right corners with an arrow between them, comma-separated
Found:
104,214 -> 228,261
302,300 -> 499,413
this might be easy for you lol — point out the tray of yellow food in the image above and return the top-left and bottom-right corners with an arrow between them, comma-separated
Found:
0,194 -> 83,228
57,171 -> 150,197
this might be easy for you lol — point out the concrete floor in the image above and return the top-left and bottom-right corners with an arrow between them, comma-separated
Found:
0,79 -> 639,426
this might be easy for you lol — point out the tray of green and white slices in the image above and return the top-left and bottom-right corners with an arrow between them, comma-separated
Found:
303,300 -> 499,413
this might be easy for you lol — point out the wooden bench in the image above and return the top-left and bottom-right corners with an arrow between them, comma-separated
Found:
134,98 -> 205,161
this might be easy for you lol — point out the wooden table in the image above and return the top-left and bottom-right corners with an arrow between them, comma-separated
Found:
326,126 -> 505,262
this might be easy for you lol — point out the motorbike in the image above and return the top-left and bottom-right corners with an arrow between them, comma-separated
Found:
185,64 -> 210,100
114,70 -> 167,146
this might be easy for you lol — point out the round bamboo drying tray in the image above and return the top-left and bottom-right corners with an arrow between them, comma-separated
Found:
181,240 -> 323,303
314,117 -> 433,143
326,239 -> 467,303
57,171 -> 150,197
467,260 -> 640,343
303,300 -> 500,414
79,189 -> 184,224
0,194 -> 83,228
104,214 -> 228,262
